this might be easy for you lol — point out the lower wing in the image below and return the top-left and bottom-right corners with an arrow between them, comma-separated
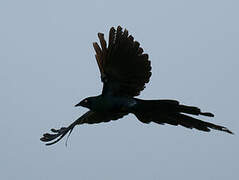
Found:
40,111 -> 127,146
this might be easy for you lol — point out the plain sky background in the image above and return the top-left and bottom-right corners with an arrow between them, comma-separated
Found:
1,0 -> 238,179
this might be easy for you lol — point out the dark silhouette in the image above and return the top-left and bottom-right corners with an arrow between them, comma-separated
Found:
41,26 -> 233,146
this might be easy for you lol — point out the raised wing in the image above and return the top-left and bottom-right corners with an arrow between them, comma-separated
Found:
93,26 -> 152,97
40,111 -> 128,145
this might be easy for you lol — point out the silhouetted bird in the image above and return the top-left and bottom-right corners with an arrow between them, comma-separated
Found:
41,26 -> 233,146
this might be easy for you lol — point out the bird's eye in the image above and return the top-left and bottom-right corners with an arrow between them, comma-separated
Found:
84,99 -> 88,103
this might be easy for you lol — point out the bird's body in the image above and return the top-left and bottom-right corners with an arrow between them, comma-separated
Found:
41,26 -> 233,146
78,95 -> 137,113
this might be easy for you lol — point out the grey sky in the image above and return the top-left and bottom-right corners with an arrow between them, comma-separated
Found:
1,0 -> 238,179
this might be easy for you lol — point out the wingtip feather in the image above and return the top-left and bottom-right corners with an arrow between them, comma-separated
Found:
200,112 -> 214,117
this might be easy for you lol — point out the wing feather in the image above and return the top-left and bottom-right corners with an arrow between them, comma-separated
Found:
93,26 -> 152,97
40,111 -> 128,145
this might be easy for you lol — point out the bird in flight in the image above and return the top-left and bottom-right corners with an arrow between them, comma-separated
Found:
40,26 -> 233,146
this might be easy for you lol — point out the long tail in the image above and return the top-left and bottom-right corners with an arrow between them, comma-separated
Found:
134,99 -> 233,134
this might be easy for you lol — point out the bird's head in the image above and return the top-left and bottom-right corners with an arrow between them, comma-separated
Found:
75,98 -> 91,108
75,96 -> 98,109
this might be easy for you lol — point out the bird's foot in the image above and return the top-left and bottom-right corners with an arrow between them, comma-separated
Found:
40,123 -> 76,146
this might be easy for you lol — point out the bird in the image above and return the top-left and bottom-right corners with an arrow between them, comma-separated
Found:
40,26 -> 233,146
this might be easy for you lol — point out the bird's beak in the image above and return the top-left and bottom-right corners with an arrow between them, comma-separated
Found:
75,101 -> 83,107
75,99 -> 88,107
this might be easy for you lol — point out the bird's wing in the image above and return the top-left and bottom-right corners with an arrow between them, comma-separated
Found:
135,99 -> 233,134
40,110 -> 128,145
93,26 -> 152,97
79,110 -> 128,124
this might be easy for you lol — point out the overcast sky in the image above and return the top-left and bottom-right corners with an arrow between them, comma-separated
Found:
1,0 -> 238,179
